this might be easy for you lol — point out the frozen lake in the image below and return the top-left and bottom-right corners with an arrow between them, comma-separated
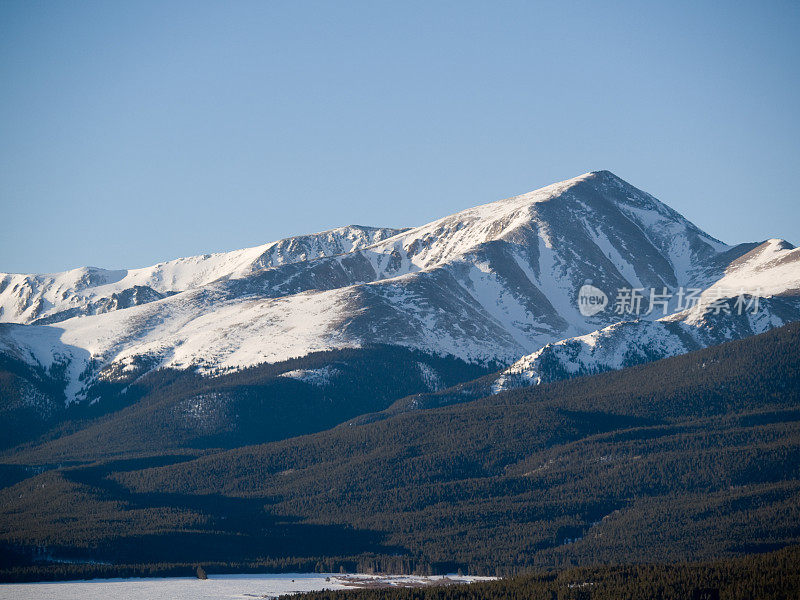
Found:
0,572 -> 494,600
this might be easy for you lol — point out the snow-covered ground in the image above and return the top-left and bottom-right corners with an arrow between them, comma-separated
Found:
0,572 -> 496,600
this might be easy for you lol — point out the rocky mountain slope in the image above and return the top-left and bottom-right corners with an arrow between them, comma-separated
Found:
495,238 -> 800,390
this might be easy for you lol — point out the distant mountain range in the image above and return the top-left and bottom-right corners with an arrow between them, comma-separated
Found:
3,170 -> 796,415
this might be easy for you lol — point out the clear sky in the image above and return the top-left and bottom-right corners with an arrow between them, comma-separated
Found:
1,1 -> 798,273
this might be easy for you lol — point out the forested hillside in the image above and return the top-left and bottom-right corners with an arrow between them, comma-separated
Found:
0,345 -> 496,460
0,323 -> 797,580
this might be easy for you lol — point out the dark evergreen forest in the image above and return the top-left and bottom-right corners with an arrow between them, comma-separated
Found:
0,323 -> 798,583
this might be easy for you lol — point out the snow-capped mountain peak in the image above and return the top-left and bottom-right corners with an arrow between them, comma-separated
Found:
707,238 -> 799,296
0,171 -> 783,405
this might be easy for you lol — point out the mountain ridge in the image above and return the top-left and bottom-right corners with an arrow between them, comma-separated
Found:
0,225 -> 406,325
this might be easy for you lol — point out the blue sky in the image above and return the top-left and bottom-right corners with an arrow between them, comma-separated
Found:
1,1 -> 798,273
